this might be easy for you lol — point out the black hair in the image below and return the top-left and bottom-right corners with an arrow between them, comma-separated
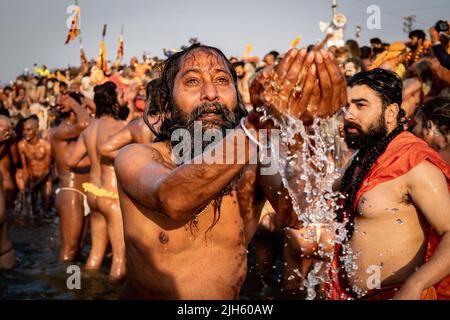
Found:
348,68 -> 403,107
417,96 -> 450,139
370,37 -> 382,45
68,91 -> 83,105
409,29 -> 426,41
24,114 -> 39,125
0,108 -> 9,117
232,61 -> 245,69
339,69 -> 407,240
93,81 -> 128,120
360,46 -> 372,59
143,78 -> 162,127
372,47 -> 386,56
266,50 -> 280,58
346,39 -> 361,58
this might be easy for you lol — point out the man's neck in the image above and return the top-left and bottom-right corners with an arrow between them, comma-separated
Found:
27,137 -> 40,145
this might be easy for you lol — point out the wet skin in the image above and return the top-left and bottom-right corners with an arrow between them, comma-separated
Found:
115,48 -> 346,299
17,119 -> 52,212
66,119 -> 108,273
51,96 -> 91,261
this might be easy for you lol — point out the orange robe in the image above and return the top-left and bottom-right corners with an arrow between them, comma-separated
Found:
328,131 -> 450,300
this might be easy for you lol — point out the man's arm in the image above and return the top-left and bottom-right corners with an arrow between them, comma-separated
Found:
66,132 -> 88,169
99,124 -> 133,160
53,95 -> 90,141
115,126 -> 258,222
394,160 -> 450,299
43,140 -> 52,170
17,141 -> 29,187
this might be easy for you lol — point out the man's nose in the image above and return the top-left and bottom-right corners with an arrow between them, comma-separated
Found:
343,105 -> 356,121
200,80 -> 218,102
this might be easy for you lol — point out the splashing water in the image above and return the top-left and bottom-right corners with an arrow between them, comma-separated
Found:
259,107 -> 360,299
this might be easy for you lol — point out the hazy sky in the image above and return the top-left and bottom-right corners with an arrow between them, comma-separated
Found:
0,0 -> 448,84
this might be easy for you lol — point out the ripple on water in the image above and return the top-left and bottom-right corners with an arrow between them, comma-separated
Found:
1,214 -> 120,300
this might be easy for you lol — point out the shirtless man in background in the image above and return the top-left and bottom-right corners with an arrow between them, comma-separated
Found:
67,116 -> 108,273
0,115 -> 19,209
100,79 -> 162,160
0,124 -> 16,270
414,96 -> 450,164
68,81 -> 129,280
18,116 -> 52,213
329,69 -> 450,300
51,93 -> 91,261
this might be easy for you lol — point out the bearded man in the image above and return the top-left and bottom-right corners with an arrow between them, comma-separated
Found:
114,44 -> 346,299
328,69 -> 450,300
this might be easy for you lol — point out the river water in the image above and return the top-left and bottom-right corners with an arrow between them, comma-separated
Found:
0,213 -> 282,300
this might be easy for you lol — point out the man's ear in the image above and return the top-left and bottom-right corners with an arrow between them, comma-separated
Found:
427,120 -> 433,130
385,103 -> 399,124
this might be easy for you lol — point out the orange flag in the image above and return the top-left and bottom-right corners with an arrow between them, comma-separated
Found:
115,26 -> 124,68
65,5 -> 80,44
80,46 -> 88,70
97,25 -> 108,72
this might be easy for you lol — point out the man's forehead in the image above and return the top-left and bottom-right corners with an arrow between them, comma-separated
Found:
0,116 -> 11,127
179,49 -> 230,74
24,119 -> 38,127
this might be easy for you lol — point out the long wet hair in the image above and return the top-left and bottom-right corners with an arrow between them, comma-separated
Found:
144,43 -> 247,141
94,81 -> 129,120
144,43 -> 247,234
416,96 -> 450,142
338,69 -> 407,240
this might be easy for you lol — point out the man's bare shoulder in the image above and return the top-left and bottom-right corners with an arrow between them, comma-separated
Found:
406,159 -> 448,189
116,143 -> 165,166
17,139 -> 26,150
39,138 -> 51,147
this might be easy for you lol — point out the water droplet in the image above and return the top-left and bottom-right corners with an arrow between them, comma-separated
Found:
390,208 -> 399,214
288,275 -> 295,281
396,218 -> 403,225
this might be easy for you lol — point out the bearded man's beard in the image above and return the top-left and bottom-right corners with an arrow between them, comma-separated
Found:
344,112 -> 388,150
168,101 -> 246,164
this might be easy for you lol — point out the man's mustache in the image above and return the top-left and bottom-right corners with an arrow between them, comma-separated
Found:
191,102 -> 228,120
344,121 -> 363,133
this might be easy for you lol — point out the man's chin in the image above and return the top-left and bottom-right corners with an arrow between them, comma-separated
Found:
345,135 -> 362,149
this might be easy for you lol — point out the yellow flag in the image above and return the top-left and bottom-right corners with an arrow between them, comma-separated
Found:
244,44 -> 253,58
97,39 -> 107,71
290,36 -> 302,48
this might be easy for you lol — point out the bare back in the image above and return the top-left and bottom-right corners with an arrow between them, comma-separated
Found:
51,124 -> 89,187
96,116 -> 126,191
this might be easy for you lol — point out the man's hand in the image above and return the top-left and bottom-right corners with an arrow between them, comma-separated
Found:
254,48 -> 347,126
57,94 -> 76,111
392,280 -> 423,300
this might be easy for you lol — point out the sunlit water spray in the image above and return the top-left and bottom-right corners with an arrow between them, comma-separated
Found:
259,106 -> 361,299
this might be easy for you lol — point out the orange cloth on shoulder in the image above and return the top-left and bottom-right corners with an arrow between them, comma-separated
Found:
329,131 -> 450,300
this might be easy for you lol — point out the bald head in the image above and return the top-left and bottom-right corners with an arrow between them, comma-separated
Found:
23,116 -> 40,142
0,115 -> 12,128
0,115 -> 13,142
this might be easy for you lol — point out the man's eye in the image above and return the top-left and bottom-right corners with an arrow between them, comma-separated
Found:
216,77 -> 229,84
357,103 -> 365,108
185,78 -> 199,85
